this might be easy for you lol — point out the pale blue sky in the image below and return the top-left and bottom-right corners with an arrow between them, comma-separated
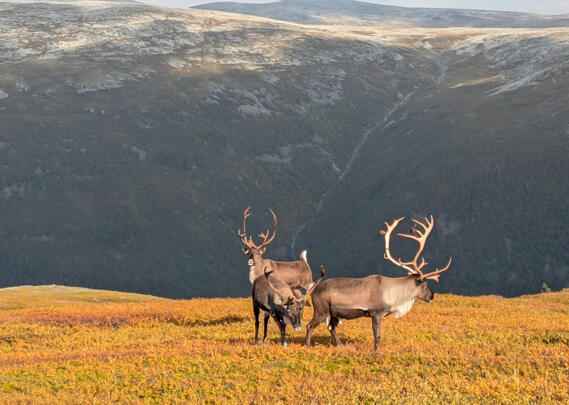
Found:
144,0 -> 569,15
373,0 -> 569,14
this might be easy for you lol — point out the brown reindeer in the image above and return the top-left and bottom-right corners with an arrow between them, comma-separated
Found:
238,207 -> 313,291
305,216 -> 451,352
252,266 -> 326,347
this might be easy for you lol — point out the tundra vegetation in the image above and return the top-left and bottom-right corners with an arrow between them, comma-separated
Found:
0,285 -> 567,403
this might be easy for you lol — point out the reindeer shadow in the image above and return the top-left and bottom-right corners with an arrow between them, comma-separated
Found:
237,333 -> 361,348
181,315 -> 249,327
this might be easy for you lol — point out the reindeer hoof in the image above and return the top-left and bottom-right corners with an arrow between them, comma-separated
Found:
282,341 -> 288,348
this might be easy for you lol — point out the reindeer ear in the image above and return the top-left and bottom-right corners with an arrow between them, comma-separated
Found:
413,274 -> 424,285
260,246 -> 267,254
285,297 -> 294,306
242,247 -> 249,255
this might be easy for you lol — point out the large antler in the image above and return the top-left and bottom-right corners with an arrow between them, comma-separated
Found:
237,207 -> 278,249
380,216 -> 451,282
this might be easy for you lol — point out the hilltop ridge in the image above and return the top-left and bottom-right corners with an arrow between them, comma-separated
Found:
195,0 -> 569,27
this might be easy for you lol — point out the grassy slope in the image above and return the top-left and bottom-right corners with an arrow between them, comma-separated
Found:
0,285 -> 164,311
0,286 -> 567,403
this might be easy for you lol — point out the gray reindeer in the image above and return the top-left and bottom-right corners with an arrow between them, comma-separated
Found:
252,266 -> 326,347
306,216 -> 451,352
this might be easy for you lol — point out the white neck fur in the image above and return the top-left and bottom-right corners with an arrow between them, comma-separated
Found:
249,265 -> 257,285
382,286 -> 417,319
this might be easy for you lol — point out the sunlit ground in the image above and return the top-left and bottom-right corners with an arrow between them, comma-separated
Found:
0,285 -> 567,403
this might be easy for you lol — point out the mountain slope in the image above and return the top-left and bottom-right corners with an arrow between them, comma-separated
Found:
0,2 -> 568,297
296,29 -> 569,295
195,0 -> 569,28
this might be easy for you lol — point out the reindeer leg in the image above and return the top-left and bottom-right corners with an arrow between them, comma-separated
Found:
305,313 -> 326,347
328,316 -> 342,347
372,314 -> 382,353
262,313 -> 270,342
253,304 -> 261,345
275,318 -> 288,347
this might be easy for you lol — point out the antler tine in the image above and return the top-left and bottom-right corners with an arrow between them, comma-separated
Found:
243,206 -> 252,220
241,235 -> 260,249
237,206 -> 252,239
396,216 -> 434,240
415,257 -> 428,271
268,208 -> 277,226
420,257 -> 452,282
411,216 -> 433,234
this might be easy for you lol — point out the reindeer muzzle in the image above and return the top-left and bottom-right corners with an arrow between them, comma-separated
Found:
248,259 -> 254,267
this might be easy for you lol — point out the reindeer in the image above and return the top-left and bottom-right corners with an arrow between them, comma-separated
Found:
305,216 -> 451,352
238,207 -> 313,292
252,266 -> 326,347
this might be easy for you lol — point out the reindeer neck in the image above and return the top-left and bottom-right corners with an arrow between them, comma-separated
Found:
381,277 -> 418,318
249,257 -> 272,285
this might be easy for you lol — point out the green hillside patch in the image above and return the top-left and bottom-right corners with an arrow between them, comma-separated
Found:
0,285 -> 165,311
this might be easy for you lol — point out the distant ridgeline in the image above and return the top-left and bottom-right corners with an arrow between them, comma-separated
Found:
0,1 -> 567,298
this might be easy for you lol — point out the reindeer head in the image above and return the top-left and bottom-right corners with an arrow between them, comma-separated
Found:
412,275 -> 435,302
237,206 -> 277,268
380,215 -> 451,301
265,266 -> 326,331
